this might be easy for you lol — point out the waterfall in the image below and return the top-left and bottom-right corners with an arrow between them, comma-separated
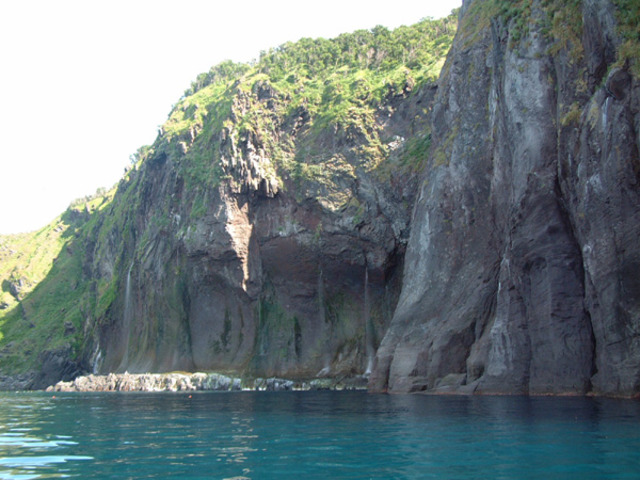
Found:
91,343 -> 102,374
318,267 -> 326,326
364,266 -> 374,375
317,268 -> 332,376
124,261 -> 134,328
602,96 -> 611,129
121,261 -> 134,367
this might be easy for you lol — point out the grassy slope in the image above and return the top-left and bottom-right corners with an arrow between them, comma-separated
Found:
0,192 -> 114,372
160,14 -> 459,204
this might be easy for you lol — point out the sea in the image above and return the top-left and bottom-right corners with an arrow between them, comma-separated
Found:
0,390 -> 639,479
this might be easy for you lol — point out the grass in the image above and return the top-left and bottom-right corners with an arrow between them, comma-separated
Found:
0,213 -> 94,372
400,133 -> 432,172
560,101 -> 583,126
0,183 -> 141,375
0,188 -> 114,314
612,0 -> 640,77
542,0 -> 584,69
0,226 -> 65,312
155,12 -> 459,198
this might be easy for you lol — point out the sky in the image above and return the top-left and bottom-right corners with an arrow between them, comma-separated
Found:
0,0 -> 462,234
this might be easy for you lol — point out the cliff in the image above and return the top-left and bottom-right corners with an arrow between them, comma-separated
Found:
369,0 -> 640,396
2,1 -> 639,397
0,15 -> 457,389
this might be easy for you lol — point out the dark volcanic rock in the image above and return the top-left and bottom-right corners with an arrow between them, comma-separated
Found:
82,77 -> 437,383
370,0 -> 640,396
0,373 -> 35,391
32,346 -> 86,390
0,346 -> 85,391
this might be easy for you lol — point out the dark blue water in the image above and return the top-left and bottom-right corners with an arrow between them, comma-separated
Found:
0,391 -> 639,479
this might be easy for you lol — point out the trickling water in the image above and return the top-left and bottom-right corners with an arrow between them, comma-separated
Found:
317,268 -> 331,376
91,344 -> 102,375
364,267 -> 374,375
124,262 -> 134,325
121,262 -> 134,367
317,268 -> 325,326
602,96 -> 611,129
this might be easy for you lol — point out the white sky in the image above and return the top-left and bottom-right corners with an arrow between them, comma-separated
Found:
0,0 -> 461,234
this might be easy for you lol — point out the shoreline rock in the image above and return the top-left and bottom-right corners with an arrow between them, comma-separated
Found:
0,373 -> 36,391
45,372 -> 368,393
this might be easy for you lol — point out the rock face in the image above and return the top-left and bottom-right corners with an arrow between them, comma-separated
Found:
84,76 -> 435,382
33,346 -> 85,390
0,15 -> 459,390
3,6 -> 638,396
370,0 -> 640,396
0,346 -> 83,391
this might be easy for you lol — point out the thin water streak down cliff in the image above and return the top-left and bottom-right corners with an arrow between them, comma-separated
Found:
370,0 -> 640,396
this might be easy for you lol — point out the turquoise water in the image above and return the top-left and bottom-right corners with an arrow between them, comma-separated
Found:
0,391 -> 639,479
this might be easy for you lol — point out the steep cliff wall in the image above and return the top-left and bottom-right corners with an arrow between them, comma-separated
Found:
0,15 -> 460,389
73,17 -> 457,382
89,88 -> 425,379
370,0 -> 640,396
4,3 -> 638,395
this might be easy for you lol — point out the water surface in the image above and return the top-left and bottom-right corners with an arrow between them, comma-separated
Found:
0,391 -> 639,479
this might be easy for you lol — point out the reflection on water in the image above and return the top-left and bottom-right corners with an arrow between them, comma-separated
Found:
213,413 -> 257,478
0,395 -> 93,478
0,391 -> 639,479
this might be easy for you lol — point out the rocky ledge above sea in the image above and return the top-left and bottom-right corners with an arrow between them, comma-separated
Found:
46,372 -> 368,392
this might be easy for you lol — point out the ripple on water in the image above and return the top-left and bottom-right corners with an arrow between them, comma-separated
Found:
0,455 -> 93,467
0,455 -> 93,480
0,432 -> 78,449
0,397 -> 93,479
3,392 -> 640,479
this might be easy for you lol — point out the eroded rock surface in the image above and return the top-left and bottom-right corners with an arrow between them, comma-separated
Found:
85,79 -> 435,383
370,0 -> 640,396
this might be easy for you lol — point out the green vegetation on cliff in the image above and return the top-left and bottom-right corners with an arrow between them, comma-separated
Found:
459,0 -> 639,78
2,1 -> 639,389
613,0 -> 640,76
0,191 -> 113,372
2,1 -> 638,387
160,13 -> 458,199
0,12 -> 458,381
